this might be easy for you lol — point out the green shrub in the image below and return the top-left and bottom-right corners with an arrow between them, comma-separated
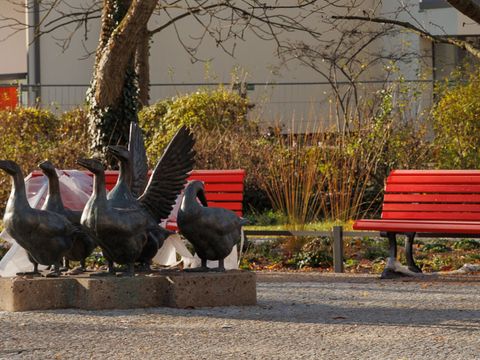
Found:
452,239 -> 480,250
139,87 -> 252,162
293,237 -> 333,269
432,69 -> 480,168
0,107 -> 90,215
139,88 -> 272,212
422,242 -> 452,253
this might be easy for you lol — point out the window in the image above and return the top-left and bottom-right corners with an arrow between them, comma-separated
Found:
419,0 -> 450,10
420,0 -> 480,10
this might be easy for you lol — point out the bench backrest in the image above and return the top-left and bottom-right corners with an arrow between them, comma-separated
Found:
382,170 -> 480,221
29,169 -> 246,218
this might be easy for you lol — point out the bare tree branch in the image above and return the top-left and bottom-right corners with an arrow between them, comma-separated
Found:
332,14 -> 480,59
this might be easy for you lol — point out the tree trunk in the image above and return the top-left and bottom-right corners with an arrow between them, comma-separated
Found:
87,0 -> 157,159
447,0 -> 480,24
136,26 -> 151,108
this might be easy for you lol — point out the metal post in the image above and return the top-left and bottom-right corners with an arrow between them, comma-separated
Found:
332,226 -> 344,273
17,83 -> 23,107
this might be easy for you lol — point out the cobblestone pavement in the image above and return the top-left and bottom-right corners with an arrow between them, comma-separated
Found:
0,272 -> 479,359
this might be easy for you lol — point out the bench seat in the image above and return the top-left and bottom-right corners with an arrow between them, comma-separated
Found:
354,219 -> 480,234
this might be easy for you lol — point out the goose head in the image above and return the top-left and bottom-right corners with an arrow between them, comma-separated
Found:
188,180 -> 208,207
0,160 -> 21,176
39,160 -> 57,177
76,158 -> 104,175
107,145 -> 130,163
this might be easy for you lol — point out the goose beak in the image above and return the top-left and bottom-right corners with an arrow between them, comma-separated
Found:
107,145 -> 121,156
0,160 -> 16,175
76,158 -> 94,171
38,160 -> 52,172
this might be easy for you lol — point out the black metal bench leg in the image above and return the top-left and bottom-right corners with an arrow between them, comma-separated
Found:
405,232 -> 422,273
381,232 -> 399,279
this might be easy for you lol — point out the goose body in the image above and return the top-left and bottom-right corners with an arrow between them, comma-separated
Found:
79,125 -> 195,275
39,161 -> 96,272
0,160 -> 76,276
78,158 -> 148,275
177,180 -> 247,271
107,144 -> 172,270
106,124 -> 194,271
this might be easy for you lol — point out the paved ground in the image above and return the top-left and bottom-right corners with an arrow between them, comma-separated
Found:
0,272 -> 479,359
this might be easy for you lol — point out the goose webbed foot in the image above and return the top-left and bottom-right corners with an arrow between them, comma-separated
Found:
45,270 -> 61,278
45,264 -> 62,278
66,266 -> 86,275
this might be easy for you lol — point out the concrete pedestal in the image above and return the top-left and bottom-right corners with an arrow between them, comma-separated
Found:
0,270 -> 256,311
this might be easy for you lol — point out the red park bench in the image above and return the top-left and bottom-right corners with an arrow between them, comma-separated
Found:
29,169 -> 246,232
353,170 -> 480,276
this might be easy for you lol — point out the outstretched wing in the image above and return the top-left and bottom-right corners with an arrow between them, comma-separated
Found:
128,122 -> 149,198
138,126 -> 195,223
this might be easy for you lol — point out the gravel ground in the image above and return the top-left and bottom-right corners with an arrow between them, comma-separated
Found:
0,272 -> 479,360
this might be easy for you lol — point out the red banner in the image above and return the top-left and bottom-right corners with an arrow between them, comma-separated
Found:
0,87 -> 17,109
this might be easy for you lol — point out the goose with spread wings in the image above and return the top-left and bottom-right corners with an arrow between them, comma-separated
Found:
79,126 -> 195,275
107,123 -> 185,269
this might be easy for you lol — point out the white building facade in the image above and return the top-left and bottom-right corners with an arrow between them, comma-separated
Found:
0,0 -> 479,130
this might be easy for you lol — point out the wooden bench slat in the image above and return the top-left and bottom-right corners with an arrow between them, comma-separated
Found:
387,175 -> 480,184
390,170 -> 480,176
382,211 -> 480,221
203,183 -> 244,192
383,203 -> 480,212
354,219 -> 480,234
206,202 -> 243,211
204,193 -> 243,201
384,193 -> 480,203
186,175 -> 245,183
385,184 -> 480,193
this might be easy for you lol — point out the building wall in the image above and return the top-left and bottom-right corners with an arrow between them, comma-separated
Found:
32,1 -> 381,131
28,1 -> 480,130
0,0 -> 27,81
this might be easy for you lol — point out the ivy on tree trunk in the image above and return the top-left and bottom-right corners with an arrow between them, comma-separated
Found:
87,0 -> 156,159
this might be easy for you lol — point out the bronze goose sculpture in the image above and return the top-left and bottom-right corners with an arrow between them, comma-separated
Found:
77,158 -> 149,276
39,160 -> 96,273
106,123 -> 175,270
79,126 -> 195,275
0,160 -> 77,277
107,145 -> 174,270
177,180 -> 248,271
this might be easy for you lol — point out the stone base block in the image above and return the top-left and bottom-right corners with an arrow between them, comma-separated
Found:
0,270 -> 256,311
